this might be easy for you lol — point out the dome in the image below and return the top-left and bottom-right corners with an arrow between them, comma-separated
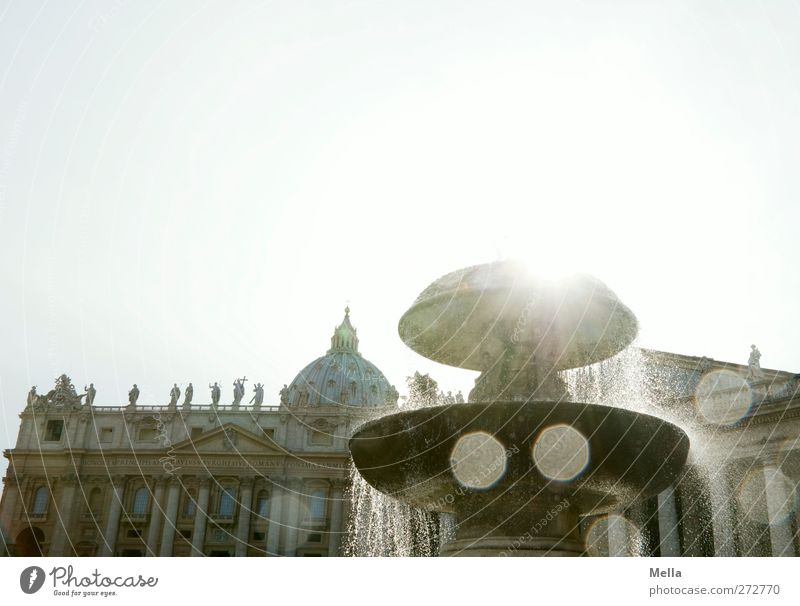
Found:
285,308 -> 399,408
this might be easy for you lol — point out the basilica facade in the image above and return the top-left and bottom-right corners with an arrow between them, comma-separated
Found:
0,309 -> 398,557
1,309 -> 799,557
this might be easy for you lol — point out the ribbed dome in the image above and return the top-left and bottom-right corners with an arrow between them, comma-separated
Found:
286,308 -> 399,408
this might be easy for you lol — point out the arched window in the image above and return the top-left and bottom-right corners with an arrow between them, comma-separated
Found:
132,487 -> 149,516
219,486 -> 236,518
256,491 -> 269,517
31,487 -> 49,515
309,488 -> 327,521
350,381 -> 357,399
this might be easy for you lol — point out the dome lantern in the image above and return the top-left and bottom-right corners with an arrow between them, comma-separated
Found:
329,306 -> 359,353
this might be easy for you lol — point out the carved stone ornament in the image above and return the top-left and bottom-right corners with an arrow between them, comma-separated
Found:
222,427 -> 239,451
42,374 -> 83,411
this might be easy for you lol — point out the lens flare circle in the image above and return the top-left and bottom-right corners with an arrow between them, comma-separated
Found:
585,514 -> 642,557
449,431 -> 507,489
736,467 -> 797,526
533,424 -> 590,482
694,369 -> 752,426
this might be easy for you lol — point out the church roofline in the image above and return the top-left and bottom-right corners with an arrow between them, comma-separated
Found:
638,347 -> 799,379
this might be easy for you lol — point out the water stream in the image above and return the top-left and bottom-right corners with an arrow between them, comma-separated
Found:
346,347 -> 750,556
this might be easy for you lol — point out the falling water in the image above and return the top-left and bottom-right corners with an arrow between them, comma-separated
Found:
345,373 -> 452,556
344,463 -> 445,556
347,348 -> 771,556
564,346 -> 759,556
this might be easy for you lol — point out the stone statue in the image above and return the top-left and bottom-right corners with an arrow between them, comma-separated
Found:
748,344 -> 764,379
251,382 -> 264,407
232,377 -> 247,406
183,382 -> 193,407
455,390 -> 465,404
169,383 -> 181,407
128,384 -> 140,406
27,386 -> 38,409
444,391 -> 456,405
279,384 -> 289,405
83,383 -> 96,406
209,382 -> 221,406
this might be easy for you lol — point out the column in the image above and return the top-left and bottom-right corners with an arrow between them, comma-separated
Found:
763,465 -> 795,556
795,482 -> 800,550
677,469 -> 708,557
235,479 -> 254,557
158,478 -> 181,557
49,474 -> 79,555
75,416 -> 89,448
707,467 -> 737,556
99,476 -> 125,557
265,481 -> 284,556
327,479 -> 345,557
657,487 -> 681,557
282,478 -> 302,556
191,477 -> 211,557
145,478 -> 166,556
0,476 -> 21,544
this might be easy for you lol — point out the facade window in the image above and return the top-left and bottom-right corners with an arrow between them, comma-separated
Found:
132,487 -> 149,516
44,420 -> 64,442
138,427 -> 157,441
182,491 -> 197,518
99,427 -> 113,444
309,488 -> 327,521
350,381 -> 357,399
190,427 -> 203,440
310,429 -> 333,446
256,491 -> 269,517
212,529 -> 227,543
121,548 -> 144,556
218,487 -> 236,518
31,486 -> 49,514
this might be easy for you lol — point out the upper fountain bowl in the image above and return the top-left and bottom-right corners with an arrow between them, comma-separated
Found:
398,261 -> 638,372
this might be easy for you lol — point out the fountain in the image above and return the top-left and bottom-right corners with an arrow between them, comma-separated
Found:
349,261 -> 690,556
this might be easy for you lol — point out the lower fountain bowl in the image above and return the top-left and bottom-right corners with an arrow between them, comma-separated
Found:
349,401 -> 690,556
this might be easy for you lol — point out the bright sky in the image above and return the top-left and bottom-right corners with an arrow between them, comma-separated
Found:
1,1 -> 799,455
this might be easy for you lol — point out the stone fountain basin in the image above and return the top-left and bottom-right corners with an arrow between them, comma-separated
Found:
349,401 -> 690,515
398,263 -> 638,372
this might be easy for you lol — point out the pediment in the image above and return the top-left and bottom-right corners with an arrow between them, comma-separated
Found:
171,423 -> 284,454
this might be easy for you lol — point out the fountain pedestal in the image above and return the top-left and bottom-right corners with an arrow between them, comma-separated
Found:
440,495 -> 583,557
